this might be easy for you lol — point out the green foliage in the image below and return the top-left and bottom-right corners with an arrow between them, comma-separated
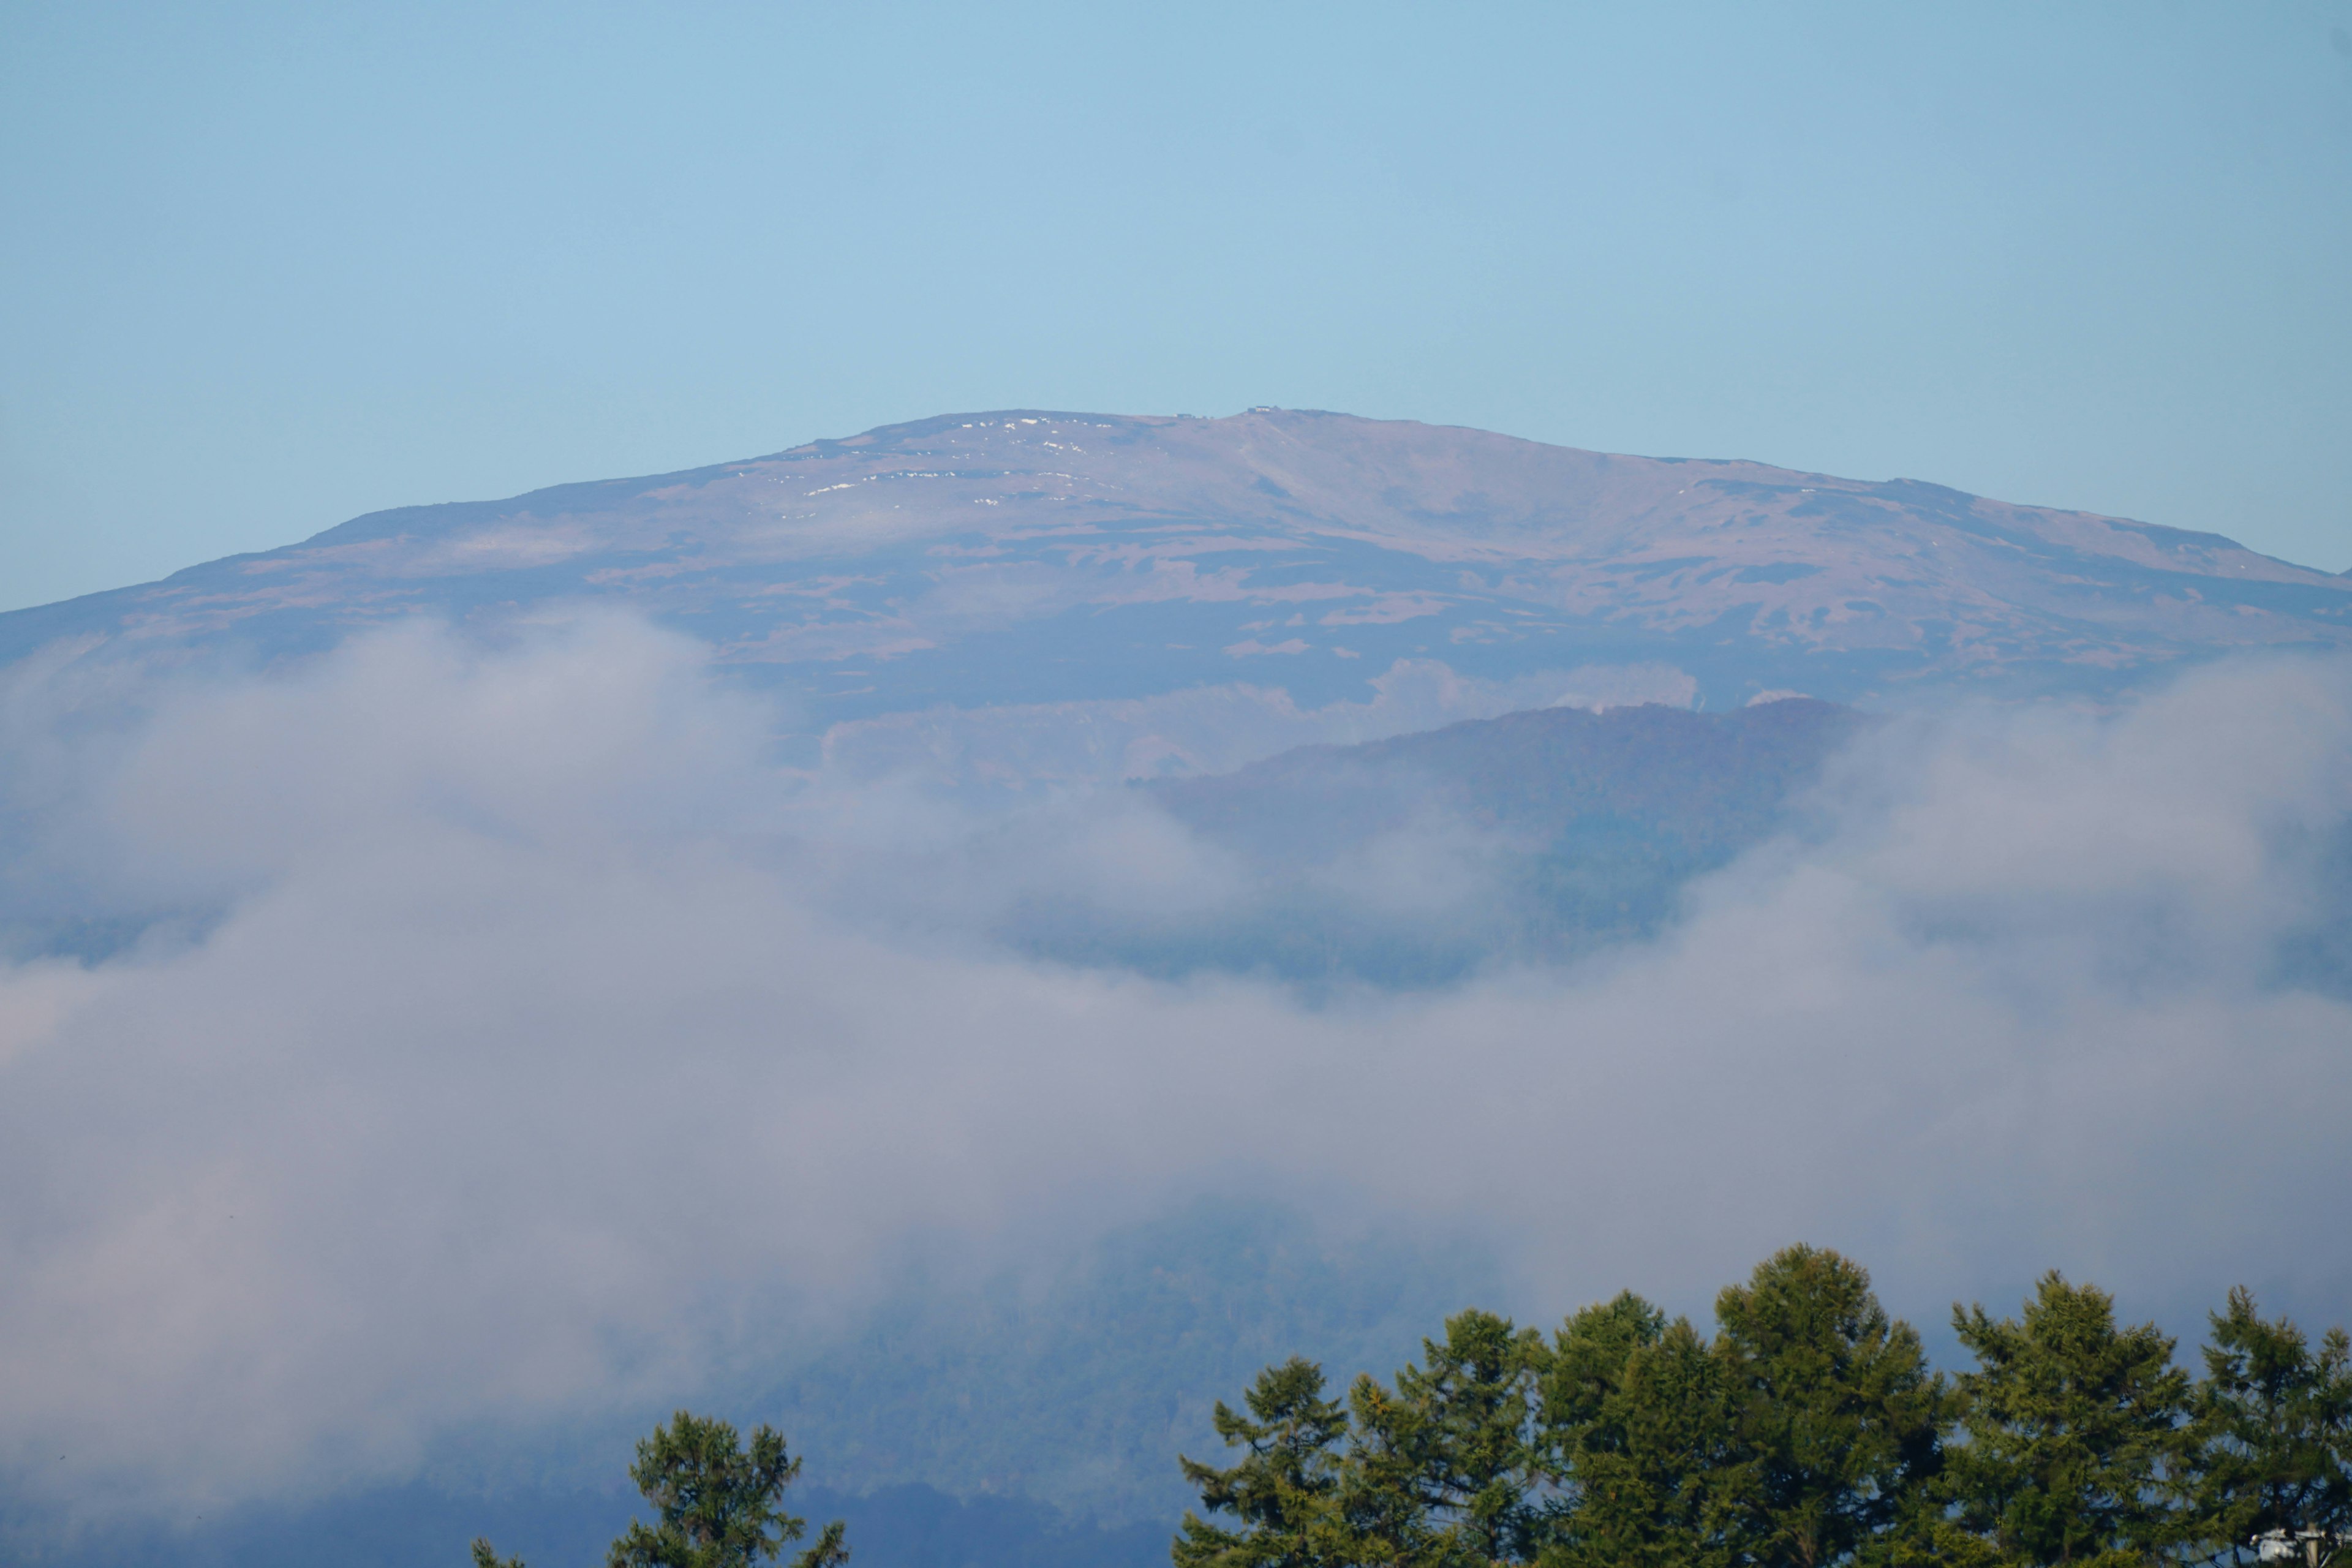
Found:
1338,1372 -> 1473,1568
1179,1313 -> 1553,1568
470,1410 -> 845,1568
1183,1248 -> 2351,1568
1361,1309 -> 1549,1564
1183,1257 -> 1945,1568
609,1411 -> 846,1568
1174,1357 -> 1352,1568
2180,1288 -> 2352,1564
1948,1272 -> 2192,1566
1709,1245 -> 1950,1567
1539,1293 -> 1733,1568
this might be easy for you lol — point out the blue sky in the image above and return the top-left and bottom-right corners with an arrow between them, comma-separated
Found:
3,0 -> 2348,611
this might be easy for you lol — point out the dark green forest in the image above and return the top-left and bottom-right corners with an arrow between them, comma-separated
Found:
1175,1247 -> 2348,1568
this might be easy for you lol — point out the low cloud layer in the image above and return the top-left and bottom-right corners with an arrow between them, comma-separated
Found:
0,617 -> 2346,1517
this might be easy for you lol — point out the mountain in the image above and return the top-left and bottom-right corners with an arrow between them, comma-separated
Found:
9,415 -> 2349,1566
4,410 -> 2345,738
998,697 -> 1869,986
1152,695 -> 1868,864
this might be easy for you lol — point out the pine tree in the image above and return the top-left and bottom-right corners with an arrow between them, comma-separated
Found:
1382,1309 -> 1549,1564
1338,1371 -> 1479,1568
1175,1357 -> 1354,1568
468,1411 -> 843,1568
1948,1272 -> 2191,1566
1709,1245 -> 1950,1568
1335,1309 -> 1547,1568
606,1411 -> 847,1568
2180,1287 -> 2352,1564
1538,1292 -> 1737,1568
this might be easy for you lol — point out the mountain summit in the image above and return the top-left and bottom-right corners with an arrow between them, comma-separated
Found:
6,409 -> 2344,722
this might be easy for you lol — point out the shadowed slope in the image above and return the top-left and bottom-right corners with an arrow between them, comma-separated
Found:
987,698 -> 1871,986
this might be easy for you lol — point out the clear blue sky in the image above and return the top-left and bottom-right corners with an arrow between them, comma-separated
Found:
4,1 -> 2348,611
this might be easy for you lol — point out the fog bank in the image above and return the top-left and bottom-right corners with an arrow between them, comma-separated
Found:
0,617 -> 2345,1516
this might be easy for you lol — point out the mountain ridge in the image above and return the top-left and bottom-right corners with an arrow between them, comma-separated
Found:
989,696 -> 1874,986
4,409 -> 2345,723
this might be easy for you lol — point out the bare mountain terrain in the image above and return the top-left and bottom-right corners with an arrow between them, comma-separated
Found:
5,409 -> 2345,734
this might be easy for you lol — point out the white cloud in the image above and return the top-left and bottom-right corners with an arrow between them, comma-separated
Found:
0,619 -> 2345,1518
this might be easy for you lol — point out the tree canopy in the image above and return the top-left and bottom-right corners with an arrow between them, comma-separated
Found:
470,1409 -> 846,1568
1948,1272 -> 2193,1566
1181,1248 -> 2350,1568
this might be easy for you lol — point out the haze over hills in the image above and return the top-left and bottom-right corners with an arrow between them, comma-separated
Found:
1153,696 -> 1868,861
995,698 -> 1874,984
5,412 -> 2352,1568
5,410 -> 2346,760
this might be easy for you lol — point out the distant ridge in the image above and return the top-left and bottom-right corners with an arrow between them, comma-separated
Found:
1154,696 -> 1869,866
4,409 -> 2345,720
986,697 -> 1875,985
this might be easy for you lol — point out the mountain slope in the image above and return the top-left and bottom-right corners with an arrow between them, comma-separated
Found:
995,698 -> 1870,986
1153,695 -> 1869,864
4,410 -> 2344,725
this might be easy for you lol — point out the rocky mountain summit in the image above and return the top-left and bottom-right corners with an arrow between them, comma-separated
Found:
6,409 -> 2345,731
